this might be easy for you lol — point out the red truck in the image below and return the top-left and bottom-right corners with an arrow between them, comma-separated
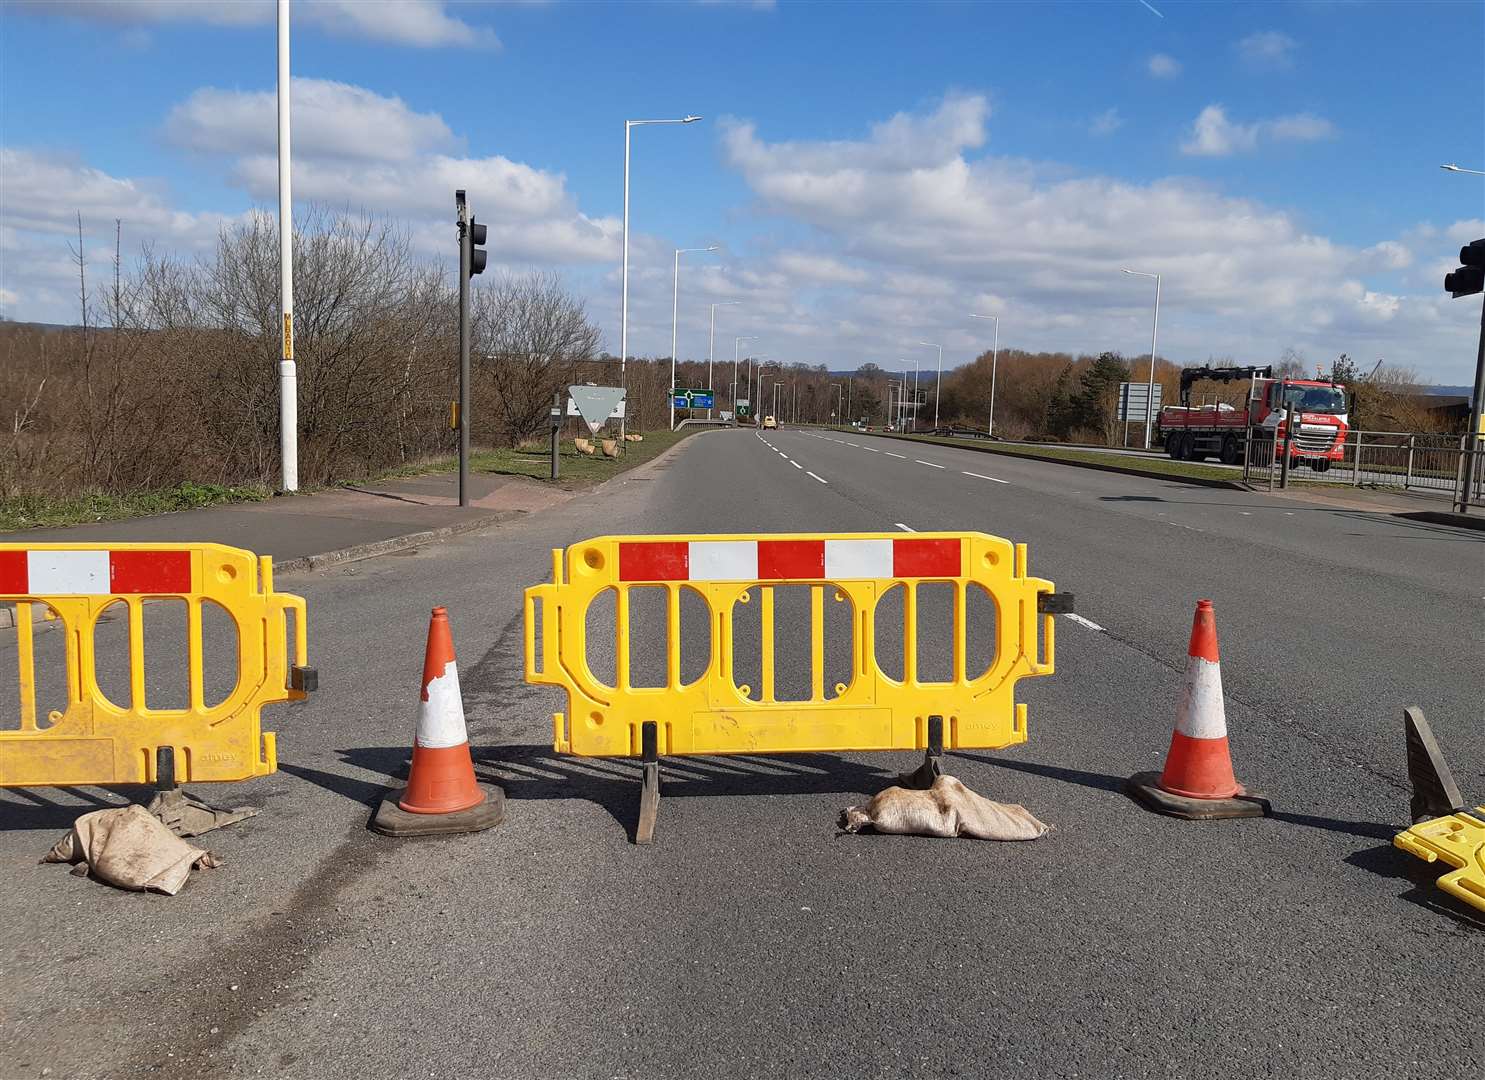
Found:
1157,365 -> 1349,471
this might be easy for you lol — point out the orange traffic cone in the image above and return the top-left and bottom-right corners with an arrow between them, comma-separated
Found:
372,607 -> 504,836
1126,600 -> 1268,820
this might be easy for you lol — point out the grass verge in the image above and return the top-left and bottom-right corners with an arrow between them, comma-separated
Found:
0,481 -> 272,533
0,427 -> 705,534
375,425 -> 704,488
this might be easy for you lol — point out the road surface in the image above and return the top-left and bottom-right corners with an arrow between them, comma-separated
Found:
3,427 -> 1481,1080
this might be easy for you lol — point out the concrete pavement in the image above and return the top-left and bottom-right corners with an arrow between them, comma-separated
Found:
2,426 -> 1481,1079
5,470 -> 574,569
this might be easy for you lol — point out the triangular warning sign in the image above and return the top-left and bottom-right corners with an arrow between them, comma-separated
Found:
568,385 -> 626,435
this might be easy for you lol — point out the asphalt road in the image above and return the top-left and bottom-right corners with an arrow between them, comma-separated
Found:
2,427 -> 1481,1080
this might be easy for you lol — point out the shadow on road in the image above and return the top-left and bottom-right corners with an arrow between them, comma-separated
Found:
311,743 -> 898,843
0,784 -> 150,832
1345,841 -> 1485,931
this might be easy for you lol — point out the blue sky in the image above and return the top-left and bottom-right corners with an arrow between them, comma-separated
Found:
2,0 -> 1482,382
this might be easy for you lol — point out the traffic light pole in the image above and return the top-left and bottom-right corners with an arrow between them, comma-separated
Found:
457,190 -> 471,509
1455,294 -> 1485,513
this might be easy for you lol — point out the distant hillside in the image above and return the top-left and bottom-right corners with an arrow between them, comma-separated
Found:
1421,385 -> 1473,396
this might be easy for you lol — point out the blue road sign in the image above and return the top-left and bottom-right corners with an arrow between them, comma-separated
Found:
671,389 -> 714,409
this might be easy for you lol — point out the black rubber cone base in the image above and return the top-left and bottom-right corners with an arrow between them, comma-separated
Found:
1126,770 -> 1270,820
371,783 -> 505,837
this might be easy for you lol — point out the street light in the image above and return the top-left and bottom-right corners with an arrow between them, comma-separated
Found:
751,357 -> 773,420
707,300 -> 739,420
897,357 -> 919,431
830,382 -> 843,426
670,245 -> 718,430
1121,267 -> 1162,449
919,341 -> 943,430
621,114 -> 701,439
733,329 -> 760,410
1441,163 -> 1485,175
276,0 -> 296,492
968,314 -> 1000,437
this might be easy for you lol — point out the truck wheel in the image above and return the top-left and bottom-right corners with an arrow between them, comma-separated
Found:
1175,433 -> 1192,461
1165,432 -> 1181,459
1220,435 -> 1240,465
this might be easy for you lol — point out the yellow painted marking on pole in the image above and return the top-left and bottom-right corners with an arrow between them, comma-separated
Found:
282,312 -> 294,360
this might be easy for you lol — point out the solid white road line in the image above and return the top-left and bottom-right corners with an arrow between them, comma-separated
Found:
1064,613 -> 1105,632
894,522 -> 915,531
962,470 -> 1009,484
807,471 -> 828,484
916,460 -> 946,469
885,452 -> 907,459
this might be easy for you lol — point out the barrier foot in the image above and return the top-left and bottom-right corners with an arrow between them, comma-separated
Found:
1405,706 -> 1464,824
1125,771 -> 1270,820
897,715 -> 944,790
636,721 -> 660,846
155,746 -> 177,792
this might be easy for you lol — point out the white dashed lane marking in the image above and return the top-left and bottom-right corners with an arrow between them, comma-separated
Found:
894,522 -> 915,531
916,460 -> 945,469
962,470 -> 1009,484
807,472 -> 828,484
1064,614 -> 1105,632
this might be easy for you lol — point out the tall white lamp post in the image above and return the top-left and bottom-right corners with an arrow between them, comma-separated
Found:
1120,267 -> 1162,449
968,313 -> 1000,437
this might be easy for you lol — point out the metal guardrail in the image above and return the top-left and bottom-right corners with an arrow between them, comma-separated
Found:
1242,428 -> 1485,506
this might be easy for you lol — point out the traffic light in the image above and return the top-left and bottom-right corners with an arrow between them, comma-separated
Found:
1444,238 -> 1484,298
467,218 -> 487,277
455,188 -> 488,280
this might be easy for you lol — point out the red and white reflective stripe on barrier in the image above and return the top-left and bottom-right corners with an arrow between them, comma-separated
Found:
618,537 -> 962,582
0,550 -> 193,595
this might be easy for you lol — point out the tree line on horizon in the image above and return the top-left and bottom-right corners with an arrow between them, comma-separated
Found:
1,207 -> 1452,505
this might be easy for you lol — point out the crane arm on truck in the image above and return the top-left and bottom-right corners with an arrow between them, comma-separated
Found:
1178,365 -> 1274,405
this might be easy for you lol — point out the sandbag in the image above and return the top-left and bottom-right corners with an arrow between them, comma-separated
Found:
840,774 -> 1049,841
43,805 -> 221,894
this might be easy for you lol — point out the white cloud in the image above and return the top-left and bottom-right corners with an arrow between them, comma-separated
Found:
1090,108 -> 1123,136
1237,30 -> 1297,68
161,79 -> 614,263
1181,105 -> 1335,157
775,252 -> 870,286
1147,53 -> 1181,78
12,0 -> 499,49
713,94 -> 1474,382
166,78 -> 457,162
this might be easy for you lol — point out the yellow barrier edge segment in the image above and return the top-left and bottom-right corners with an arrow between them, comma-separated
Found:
523,589 -> 538,681
760,586 -> 775,703
903,582 -> 917,685
17,601 -> 36,731
667,585 -> 682,689
615,586 -> 631,691
810,585 -> 824,702
127,597 -> 146,713
187,598 -> 205,711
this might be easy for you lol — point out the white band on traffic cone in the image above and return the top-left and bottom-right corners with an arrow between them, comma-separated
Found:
415,661 -> 468,749
1174,655 -> 1227,741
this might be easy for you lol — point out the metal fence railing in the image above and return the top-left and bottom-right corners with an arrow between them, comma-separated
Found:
1242,427 -> 1485,508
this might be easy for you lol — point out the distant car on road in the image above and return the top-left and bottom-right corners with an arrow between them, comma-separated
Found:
762,415 -> 778,429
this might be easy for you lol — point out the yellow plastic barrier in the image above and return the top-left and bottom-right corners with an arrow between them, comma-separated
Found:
1,543 -> 313,787
1394,808 -> 1485,914
524,532 -> 1060,759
